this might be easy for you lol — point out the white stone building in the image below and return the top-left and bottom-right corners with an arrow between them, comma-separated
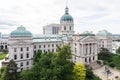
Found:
8,26 -> 33,71
1,6 -> 112,71
112,39 -> 120,53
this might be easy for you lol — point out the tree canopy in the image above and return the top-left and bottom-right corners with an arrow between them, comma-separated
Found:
2,59 -> 19,80
73,62 -> 86,80
116,46 -> 120,54
20,45 -> 74,80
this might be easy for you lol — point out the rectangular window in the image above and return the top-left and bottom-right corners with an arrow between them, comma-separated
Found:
44,45 -> 45,48
14,55 -> 17,60
21,54 -> 23,59
34,45 -> 36,49
75,43 -> 77,46
26,53 -> 29,58
21,48 -> 23,51
21,62 -> 23,66
21,68 -> 23,71
39,45 -> 41,48
52,44 -> 54,47
14,48 -> 17,52
26,47 -> 29,51
52,49 -> 54,52
26,61 -> 29,65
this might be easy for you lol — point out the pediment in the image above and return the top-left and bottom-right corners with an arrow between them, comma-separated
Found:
80,36 -> 97,42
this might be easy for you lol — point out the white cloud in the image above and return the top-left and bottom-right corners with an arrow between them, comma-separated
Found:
0,0 -> 120,34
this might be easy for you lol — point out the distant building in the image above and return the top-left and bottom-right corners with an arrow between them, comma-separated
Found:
96,30 -> 112,52
0,37 -> 8,51
43,24 -> 60,34
112,35 -> 120,53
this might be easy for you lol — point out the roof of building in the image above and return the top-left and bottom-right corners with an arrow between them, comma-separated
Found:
33,34 -> 72,42
10,25 -> 32,36
80,31 -> 95,36
60,7 -> 73,22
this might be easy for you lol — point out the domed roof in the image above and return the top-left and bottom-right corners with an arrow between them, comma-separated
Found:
10,25 -> 32,36
82,31 -> 91,34
97,30 -> 112,35
60,7 -> 73,22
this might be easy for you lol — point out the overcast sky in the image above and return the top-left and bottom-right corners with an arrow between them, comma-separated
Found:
0,0 -> 120,34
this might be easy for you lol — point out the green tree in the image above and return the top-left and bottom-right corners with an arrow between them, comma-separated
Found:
55,45 -> 74,80
116,46 -> 120,54
98,48 -> 112,61
19,70 -> 34,80
86,68 -> 101,80
20,45 -> 74,80
33,50 -> 42,63
2,59 -> 19,80
73,62 -> 86,80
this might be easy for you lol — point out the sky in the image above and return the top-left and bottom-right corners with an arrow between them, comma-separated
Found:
0,0 -> 120,34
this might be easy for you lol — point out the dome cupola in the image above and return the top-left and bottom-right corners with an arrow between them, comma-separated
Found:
10,25 -> 32,36
60,6 -> 73,22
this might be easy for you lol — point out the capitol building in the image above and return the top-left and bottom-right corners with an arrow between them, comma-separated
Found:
0,6 -> 112,71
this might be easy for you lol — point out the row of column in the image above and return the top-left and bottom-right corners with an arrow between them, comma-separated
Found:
85,56 -> 97,63
81,43 -> 97,56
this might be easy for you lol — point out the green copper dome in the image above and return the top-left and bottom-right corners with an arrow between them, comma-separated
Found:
97,30 -> 112,35
10,25 -> 32,36
60,7 -> 73,22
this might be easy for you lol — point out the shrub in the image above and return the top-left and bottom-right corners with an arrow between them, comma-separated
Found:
109,62 -> 115,68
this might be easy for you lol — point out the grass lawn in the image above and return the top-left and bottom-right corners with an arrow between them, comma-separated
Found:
0,52 -> 7,60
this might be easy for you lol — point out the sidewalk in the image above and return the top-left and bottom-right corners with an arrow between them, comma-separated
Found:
93,66 -> 120,80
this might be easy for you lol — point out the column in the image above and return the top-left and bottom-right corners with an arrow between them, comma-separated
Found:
92,43 -> 94,55
88,44 -> 90,55
81,44 -> 84,56
95,44 -> 97,54
84,44 -> 86,56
